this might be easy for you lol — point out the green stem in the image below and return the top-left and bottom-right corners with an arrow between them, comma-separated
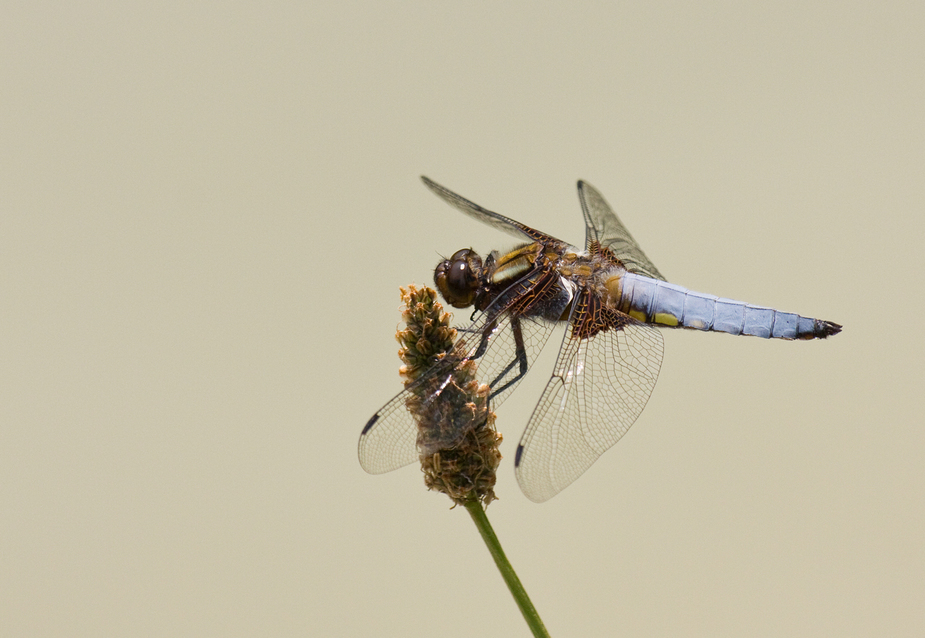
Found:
464,499 -> 550,637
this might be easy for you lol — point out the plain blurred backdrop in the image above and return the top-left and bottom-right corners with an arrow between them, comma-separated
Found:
2,3 -> 922,636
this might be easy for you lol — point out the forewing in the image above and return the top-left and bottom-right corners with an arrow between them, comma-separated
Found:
359,282 -> 567,474
578,180 -> 667,281
421,176 -> 563,244
514,318 -> 664,502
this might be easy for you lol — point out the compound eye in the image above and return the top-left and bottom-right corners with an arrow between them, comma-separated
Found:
434,249 -> 481,308
446,259 -> 470,291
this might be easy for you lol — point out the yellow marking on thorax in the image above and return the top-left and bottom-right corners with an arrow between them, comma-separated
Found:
491,245 -> 538,285
496,244 -> 537,264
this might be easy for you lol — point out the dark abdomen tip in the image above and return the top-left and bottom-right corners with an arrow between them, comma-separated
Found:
818,320 -> 842,338
802,320 -> 842,339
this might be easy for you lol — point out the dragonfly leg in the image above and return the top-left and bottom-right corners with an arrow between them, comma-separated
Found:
468,316 -> 499,360
487,316 -> 529,400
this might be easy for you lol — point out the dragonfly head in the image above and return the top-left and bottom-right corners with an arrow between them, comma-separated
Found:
434,248 -> 483,308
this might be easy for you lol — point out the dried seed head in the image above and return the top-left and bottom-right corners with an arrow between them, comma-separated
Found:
397,286 -> 502,506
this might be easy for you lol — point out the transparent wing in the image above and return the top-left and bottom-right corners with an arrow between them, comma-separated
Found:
514,317 -> 664,502
358,392 -> 421,473
578,180 -> 667,281
421,176 -> 564,244
359,279 -> 570,474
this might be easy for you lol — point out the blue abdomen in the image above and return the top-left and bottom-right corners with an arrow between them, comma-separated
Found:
612,272 -> 840,340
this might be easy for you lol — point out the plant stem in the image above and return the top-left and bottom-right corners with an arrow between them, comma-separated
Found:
464,499 -> 550,637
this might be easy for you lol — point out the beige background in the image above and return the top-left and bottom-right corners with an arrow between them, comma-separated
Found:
2,3 -> 922,636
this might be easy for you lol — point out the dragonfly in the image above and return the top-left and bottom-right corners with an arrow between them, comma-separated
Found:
359,177 -> 841,502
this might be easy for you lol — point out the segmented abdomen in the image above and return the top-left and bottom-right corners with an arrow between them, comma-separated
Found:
611,272 -> 840,340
